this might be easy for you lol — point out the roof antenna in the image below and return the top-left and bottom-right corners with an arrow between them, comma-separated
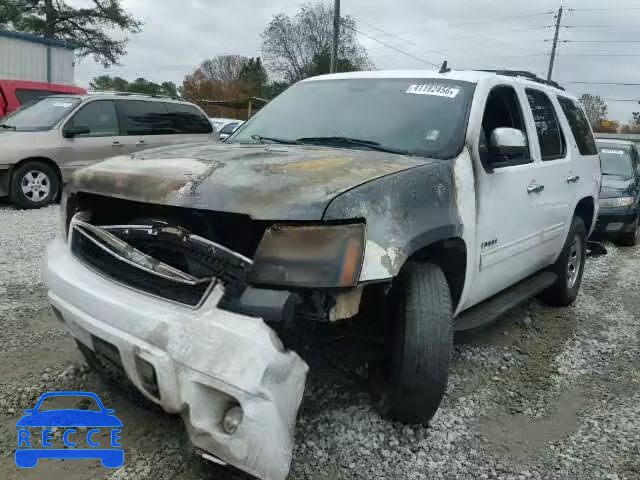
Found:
439,60 -> 450,74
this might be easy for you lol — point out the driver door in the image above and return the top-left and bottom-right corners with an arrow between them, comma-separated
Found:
464,84 -> 548,308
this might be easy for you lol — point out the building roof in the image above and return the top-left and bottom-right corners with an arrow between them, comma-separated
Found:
0,29 -> 74,49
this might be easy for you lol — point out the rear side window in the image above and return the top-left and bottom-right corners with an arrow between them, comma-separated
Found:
526,89 -> 565,161
67,100 -> 118,137
557,97 -> 598,156
117,100 -> 171,135
164,103 -> 213,134
15,89 -> 69,105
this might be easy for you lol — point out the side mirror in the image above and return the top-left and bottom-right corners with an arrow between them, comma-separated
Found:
489,127 -> 527,158
63,124 -> 90,138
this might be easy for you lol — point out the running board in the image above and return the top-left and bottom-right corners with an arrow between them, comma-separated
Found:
455,272 -> 557,331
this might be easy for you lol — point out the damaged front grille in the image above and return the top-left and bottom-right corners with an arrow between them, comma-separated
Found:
70,216 -> 252,307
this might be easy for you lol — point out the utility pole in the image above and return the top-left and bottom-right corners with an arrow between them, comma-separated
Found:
547,6 -> 563,81
330,0 -> 341,73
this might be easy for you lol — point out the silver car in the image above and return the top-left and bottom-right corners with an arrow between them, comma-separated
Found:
0,93 -> 218,208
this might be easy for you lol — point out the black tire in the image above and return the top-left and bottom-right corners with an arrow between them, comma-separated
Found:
616,215 -> 639,247
9,161 -> 59,209
542,216 -> 587,307
368,261 -> 453,423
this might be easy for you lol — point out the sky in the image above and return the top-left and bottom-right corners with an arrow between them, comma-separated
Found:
71,0 -> 640,123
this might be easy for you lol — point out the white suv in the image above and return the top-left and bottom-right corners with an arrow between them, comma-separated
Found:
47,69 -> 600,480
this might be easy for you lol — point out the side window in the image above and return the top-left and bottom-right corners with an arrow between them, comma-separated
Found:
557,96 -> 598,156
479,85 -> 530,167
117,100 -> 171,135
67,100 -> 118,137
526,89 -> 566,161
164,103 -> 213,134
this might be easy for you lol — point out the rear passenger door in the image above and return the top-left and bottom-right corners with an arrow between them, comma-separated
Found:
115,99 -> 170,151
522,88 -> 573,259
556,96 -> 601,235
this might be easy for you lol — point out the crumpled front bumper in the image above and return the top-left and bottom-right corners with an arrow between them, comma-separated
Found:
45,237 -> 309,480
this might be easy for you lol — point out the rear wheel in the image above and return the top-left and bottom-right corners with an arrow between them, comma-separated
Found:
368,261 -> 453,423
9,161 -> 59,209
616,215 -> 639,247
542,216 -> 587,307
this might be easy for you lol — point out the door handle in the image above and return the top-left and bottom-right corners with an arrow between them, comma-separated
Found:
112,141 -> 125,147
567,175 -> 580,184
136,140 -> 146,146
527,184 -> 545,194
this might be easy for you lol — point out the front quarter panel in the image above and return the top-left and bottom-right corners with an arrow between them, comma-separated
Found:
323,160 -> 462,282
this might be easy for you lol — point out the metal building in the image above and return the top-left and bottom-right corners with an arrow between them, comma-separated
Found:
0,30 -> 75,84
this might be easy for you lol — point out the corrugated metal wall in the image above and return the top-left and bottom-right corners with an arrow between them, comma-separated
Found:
0,35 -> 74,84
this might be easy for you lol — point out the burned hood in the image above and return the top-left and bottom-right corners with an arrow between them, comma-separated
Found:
69,143 -> 431,220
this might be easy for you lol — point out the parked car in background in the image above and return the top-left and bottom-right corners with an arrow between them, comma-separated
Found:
47,69 -> 600,480
209,117 -> 238,131
0,93 -> 217,208
594,139 -> 640,245
0,79 -> 85,118
218,120 -> 244,140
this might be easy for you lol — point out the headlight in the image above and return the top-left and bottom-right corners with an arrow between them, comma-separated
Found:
598,196 -> 634,208
249,224 -> 365,288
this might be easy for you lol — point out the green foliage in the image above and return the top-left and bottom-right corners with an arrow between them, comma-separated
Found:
0,0 -> 141,67
89,75 -> 178,97
239,58 -> 269,97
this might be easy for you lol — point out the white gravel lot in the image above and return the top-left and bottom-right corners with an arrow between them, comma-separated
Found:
0,203 -> 638,480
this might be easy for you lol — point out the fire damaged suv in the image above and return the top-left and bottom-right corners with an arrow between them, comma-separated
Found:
46,70 -> 601,480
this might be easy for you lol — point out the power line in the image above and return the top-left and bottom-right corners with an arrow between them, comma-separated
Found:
571,7 -> 640,11
392,11 -> 553,36
348,26 -> 440,67
562,40 -> 640,43
566,81 -> 640,86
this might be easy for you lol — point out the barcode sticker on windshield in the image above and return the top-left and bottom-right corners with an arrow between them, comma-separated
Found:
601,149 -> 625,155
405,84 -> 460,98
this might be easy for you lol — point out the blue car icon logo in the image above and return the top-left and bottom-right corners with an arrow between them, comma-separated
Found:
15,391 -> 123,468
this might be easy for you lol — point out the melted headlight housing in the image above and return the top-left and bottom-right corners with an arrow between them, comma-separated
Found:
249,223 -> 365,288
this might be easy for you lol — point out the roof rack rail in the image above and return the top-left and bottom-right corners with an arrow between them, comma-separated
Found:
86,90 -> 182,100
478,70 -> 565,91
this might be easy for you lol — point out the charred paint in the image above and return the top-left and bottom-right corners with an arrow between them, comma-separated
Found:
68,143 -> 429,220
324,160 -> 462,280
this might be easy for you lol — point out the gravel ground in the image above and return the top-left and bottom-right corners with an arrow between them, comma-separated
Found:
0,203 -> 638,480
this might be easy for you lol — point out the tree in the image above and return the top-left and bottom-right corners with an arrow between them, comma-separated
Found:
579,94 -> 608,128
632,112 -> 640,126
0,0 -> 141,66
594,119 -> 619,134
261,2 -> 372,82
89,75 -> 178,97
239,57 -> 268,97
198,55 -> 249,83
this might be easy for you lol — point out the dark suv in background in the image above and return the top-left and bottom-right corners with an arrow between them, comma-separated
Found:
595,139 -> 640,245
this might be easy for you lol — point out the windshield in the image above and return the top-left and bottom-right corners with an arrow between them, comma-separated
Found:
598,144 -> 634,177
37,395 -> 100,412
2,96 -> 81,131
231,78 -> 475,158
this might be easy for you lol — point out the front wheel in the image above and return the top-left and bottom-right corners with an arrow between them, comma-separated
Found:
368,261 -> 453,423
542,216 -> 587,307
9,161 -> 59,209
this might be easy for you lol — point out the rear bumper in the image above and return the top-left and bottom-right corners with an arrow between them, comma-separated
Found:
46,237 -> 308,480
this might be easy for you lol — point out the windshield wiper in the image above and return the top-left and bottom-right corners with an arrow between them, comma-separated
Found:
0,124 -> 16,130
250,134 -> 298,145
296,136 -> 411,155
